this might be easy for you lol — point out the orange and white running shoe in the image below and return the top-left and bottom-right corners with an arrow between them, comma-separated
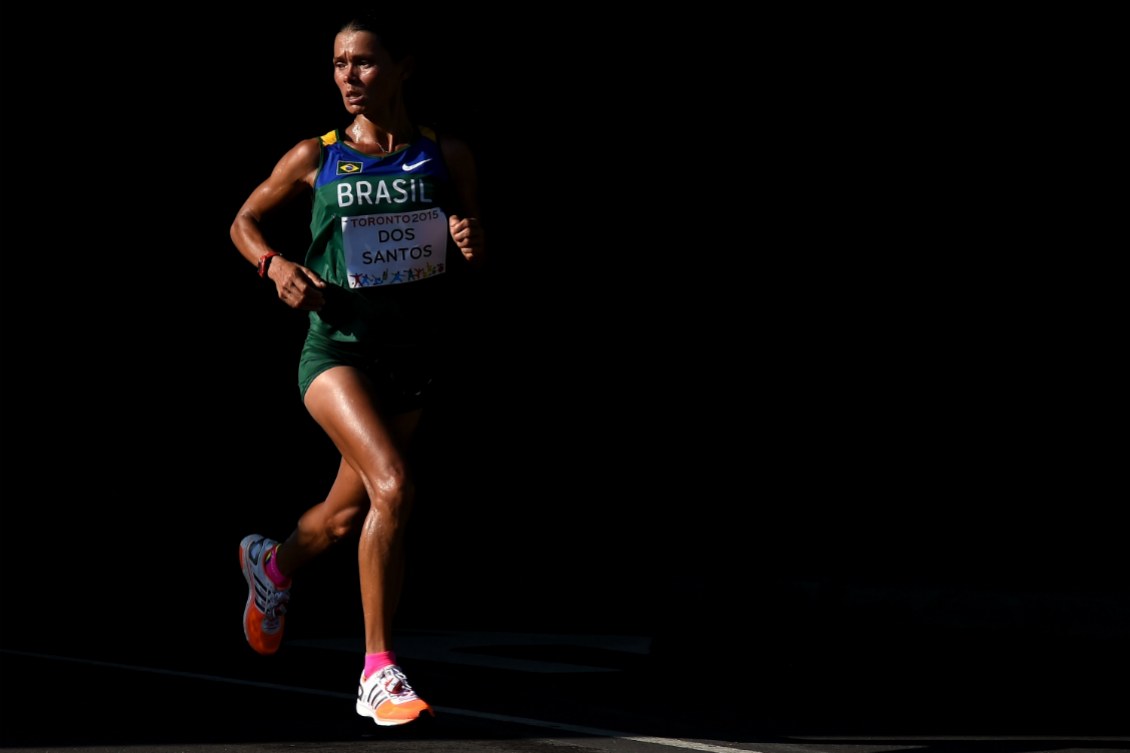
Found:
239,534 -> 290,655
356,665 -> 435,726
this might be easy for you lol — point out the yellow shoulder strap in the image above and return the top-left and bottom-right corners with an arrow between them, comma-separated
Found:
320,129 -> 339,146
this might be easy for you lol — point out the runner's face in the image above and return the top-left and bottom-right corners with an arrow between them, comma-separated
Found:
333,31 -> 402,114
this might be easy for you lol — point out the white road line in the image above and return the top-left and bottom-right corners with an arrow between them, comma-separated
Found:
1,648 -> 760,753
1,647 -> 350,699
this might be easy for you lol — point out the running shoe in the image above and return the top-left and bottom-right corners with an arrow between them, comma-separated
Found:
356,664 -> 435,726
239,534 -> 290,655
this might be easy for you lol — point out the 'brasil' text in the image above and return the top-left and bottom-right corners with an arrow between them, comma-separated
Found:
337,178 -> 432,207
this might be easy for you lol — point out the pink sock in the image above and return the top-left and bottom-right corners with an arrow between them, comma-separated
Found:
264,546 -> 291,588
364,651 -> 396,679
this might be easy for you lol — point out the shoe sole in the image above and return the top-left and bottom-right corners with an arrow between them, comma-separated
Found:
356,702 -> 435,726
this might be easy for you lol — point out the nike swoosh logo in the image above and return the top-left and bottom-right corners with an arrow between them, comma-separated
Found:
402,158 -> 431,172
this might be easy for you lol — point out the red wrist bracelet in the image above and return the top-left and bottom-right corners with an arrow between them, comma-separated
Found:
257,251 -> 282,278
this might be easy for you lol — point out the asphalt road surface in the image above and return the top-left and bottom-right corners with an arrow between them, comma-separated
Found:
3,570 -> 1128,753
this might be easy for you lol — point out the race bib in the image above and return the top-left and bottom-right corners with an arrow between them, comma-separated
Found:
342,208 -> 448,288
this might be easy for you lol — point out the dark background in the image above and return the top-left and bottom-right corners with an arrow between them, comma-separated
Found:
2,5 -> 1125,730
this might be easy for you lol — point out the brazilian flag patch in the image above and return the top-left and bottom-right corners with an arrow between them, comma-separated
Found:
336,160 -> 363,175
